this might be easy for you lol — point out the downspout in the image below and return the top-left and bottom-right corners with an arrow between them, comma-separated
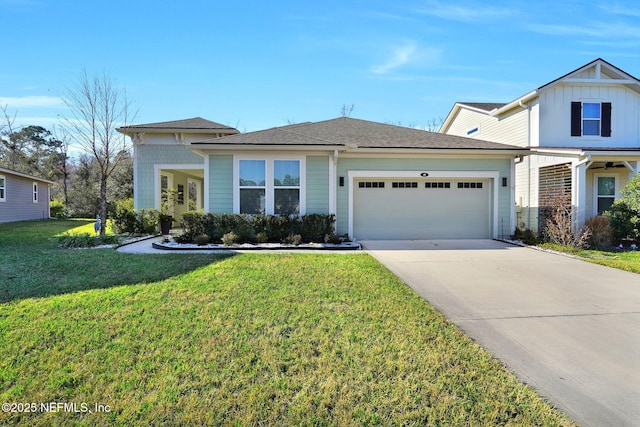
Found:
519,100 -> 532,230
329,150 -> 339,231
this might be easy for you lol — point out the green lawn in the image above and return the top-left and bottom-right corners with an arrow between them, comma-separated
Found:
539,243 -> 640,274
0,220 -> 574,426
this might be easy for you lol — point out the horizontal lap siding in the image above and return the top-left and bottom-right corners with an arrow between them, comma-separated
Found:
209,155 -> 233,213
306,156 -> 330,214
0,175 -> 49,223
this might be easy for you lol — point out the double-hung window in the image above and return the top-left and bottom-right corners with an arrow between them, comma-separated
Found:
571,101 -> 612,137
237,157 -> 303,215
33,182 -> 38,203
0,175 -> 5,202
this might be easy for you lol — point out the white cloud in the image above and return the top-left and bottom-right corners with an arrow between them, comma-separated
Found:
415,1 -> 513,21
371,42 -> 441,75
0,95 -> 64,109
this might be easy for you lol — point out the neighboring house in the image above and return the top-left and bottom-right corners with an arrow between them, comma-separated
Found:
441,58 -> 640,233
0,167 -> 54,223
118,117 -> 527,240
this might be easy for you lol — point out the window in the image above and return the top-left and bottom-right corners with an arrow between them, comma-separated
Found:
424,182 -> 451,189
358,181 -> 385,188
457,182 -> 483,189
33,182 -> 38,203
274,160 -> 300,215
595,176 -> 616,215
571,102 -> 611,137
0,175 -> 5,202
392,182 -> 418,188
239,160 -> 266,214
237,158 -> 302,215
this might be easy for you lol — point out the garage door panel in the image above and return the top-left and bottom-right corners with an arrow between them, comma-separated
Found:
354,179 -> 491,240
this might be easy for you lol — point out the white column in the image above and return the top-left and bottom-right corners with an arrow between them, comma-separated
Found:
572,161 -> 588,229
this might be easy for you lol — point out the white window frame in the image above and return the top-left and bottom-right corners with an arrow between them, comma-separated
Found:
593,173 -> 619,216
233,155 -> 306,215
33,182 -> 38,203
582,102 -> 601,136
0,175 -> 5,202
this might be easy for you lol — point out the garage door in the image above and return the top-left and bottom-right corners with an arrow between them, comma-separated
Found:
353,179 -> 491,239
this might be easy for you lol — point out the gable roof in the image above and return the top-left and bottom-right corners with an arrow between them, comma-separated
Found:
0,166 -> 56,184
117,117 -> 238,133
192,117 -> 524,152
441,58 -> 640,133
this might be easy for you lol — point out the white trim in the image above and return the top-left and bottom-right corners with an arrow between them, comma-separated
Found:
593,173 -> 619,216
133,146 -> 139,210
203,155 -> 210,213
153,164 -> 204,211
347,170 -> 501,240
0,174 -> 5,202
329,151 -> 337,216
32,182 -> 38,203
233,154 -> 307,215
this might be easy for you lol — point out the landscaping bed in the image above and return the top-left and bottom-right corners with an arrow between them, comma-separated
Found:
152,238 -> 360,251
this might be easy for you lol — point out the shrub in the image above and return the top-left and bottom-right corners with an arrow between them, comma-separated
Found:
585,216 -> 614,247
605,200 -> 640,241
221,232 -> 238,246
112,199 -> 159,235
324,233 -> 341,244
301,214 -> 335,242
543,193 -> 590,249
283,234 -> 302,246
194,234 -> 210,246
57,233 -> 122,248
256,231 -> 269,243
50,199 -> 67,218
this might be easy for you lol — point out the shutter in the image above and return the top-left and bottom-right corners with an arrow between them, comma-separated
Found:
601,102 -> 612,137
571,102 -> 582,136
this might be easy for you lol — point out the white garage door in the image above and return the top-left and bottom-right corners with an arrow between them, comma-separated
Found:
353,179 -> 491,239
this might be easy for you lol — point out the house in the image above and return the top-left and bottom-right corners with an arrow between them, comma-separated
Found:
118,117 -> 527,240
0,167 -> 54,223
441,58 -> 640,233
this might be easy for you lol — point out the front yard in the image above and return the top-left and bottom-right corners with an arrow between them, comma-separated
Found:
539,243 -> 640,274
0,220 -> 574,426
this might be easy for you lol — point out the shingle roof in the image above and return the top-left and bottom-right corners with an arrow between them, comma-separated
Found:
120,117 -> 237,131
192,117 -> 522,150
457,102 -> 506,112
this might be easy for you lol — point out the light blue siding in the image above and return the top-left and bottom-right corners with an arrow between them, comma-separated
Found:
306,155 -> 330,214
208,155 -> 233,213
335,156 -> 513,237
0,174 -> 50,223
134,145 -> 203,209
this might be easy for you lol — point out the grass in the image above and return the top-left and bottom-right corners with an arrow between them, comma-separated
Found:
538,243 -> 640,274
0,220 -> 575,426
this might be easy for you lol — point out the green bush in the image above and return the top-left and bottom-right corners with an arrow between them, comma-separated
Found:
57,233 -> 122,248
605,201 -> 640,240
50,199 -> 67,218
112,200 -> 159,235
177,213 -> 336,244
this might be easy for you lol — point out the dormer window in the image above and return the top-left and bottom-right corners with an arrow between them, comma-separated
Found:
571,102 -> 611,137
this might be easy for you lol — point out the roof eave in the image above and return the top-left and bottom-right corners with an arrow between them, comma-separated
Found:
490,91 -> 538,116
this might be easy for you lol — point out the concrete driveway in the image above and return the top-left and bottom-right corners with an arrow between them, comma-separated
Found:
362,239 -> 640,427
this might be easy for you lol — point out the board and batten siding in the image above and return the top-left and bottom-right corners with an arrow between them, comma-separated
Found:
539,83 -> 640,148
207,155 -> 233,213
305,155 -> 330,214
134,144 -> 203,209
0,173 -> 50,223
335,156 -> 513,237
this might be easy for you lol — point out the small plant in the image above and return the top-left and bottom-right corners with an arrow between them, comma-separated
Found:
57,233 -> 122,248
543,193 -> 591,249
283,234 -> 302,245
256,231 -> 269,243
194,234 -> 210,246
324,233 -> 341,244
221,232 -> 238,246
585,216 -> 613,247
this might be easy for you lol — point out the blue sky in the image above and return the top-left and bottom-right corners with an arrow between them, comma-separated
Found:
1,0 -> 640,136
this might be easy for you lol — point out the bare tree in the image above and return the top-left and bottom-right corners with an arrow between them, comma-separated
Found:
1,105 -> 19,169
62,70 -> 137,235
340,104 -> 355,117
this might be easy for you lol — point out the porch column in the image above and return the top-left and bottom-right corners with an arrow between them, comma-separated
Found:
572,160 -> 588,229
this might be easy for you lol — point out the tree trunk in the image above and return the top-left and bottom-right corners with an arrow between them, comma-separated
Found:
99,173 -> 108,235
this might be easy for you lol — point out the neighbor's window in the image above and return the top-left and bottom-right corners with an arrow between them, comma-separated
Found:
571,102 -> 611,137
582,103 -> 601,136
0,175 -> 5,202
33,182 -> 38,203
274,160 -> 300,215
239,160 -> 266,214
